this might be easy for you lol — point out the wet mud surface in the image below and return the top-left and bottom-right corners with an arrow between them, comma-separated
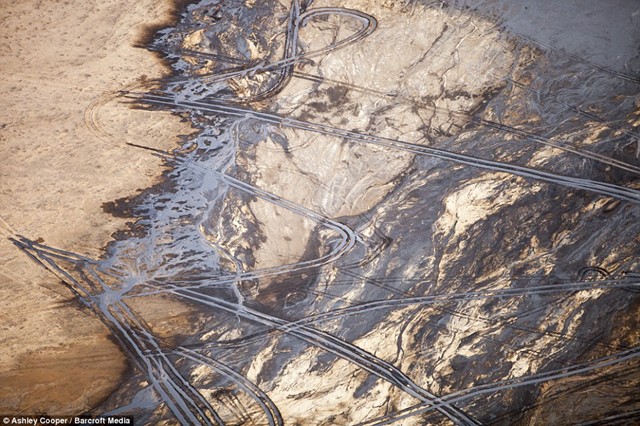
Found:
8,0 -> 640,424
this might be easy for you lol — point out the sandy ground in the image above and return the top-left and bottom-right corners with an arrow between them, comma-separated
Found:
0,0 -> 192,415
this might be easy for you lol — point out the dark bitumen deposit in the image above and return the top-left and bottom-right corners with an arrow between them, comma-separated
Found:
12,0 -> 640,424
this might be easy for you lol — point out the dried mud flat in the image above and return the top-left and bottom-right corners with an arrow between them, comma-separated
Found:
0,0 -> 193,414
2,0 -> 640,425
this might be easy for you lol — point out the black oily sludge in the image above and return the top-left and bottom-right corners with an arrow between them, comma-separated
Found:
14,0 -> 640,425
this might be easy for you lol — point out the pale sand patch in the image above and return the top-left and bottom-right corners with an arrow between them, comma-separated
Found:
0,0 -> 193,414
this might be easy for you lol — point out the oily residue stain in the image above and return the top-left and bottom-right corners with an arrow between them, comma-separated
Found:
13,0 -> 640,424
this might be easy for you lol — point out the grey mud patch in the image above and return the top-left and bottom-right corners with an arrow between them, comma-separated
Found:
11,0 -> 640,424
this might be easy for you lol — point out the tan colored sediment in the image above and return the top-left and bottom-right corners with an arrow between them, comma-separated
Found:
0,0 -> 192,414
